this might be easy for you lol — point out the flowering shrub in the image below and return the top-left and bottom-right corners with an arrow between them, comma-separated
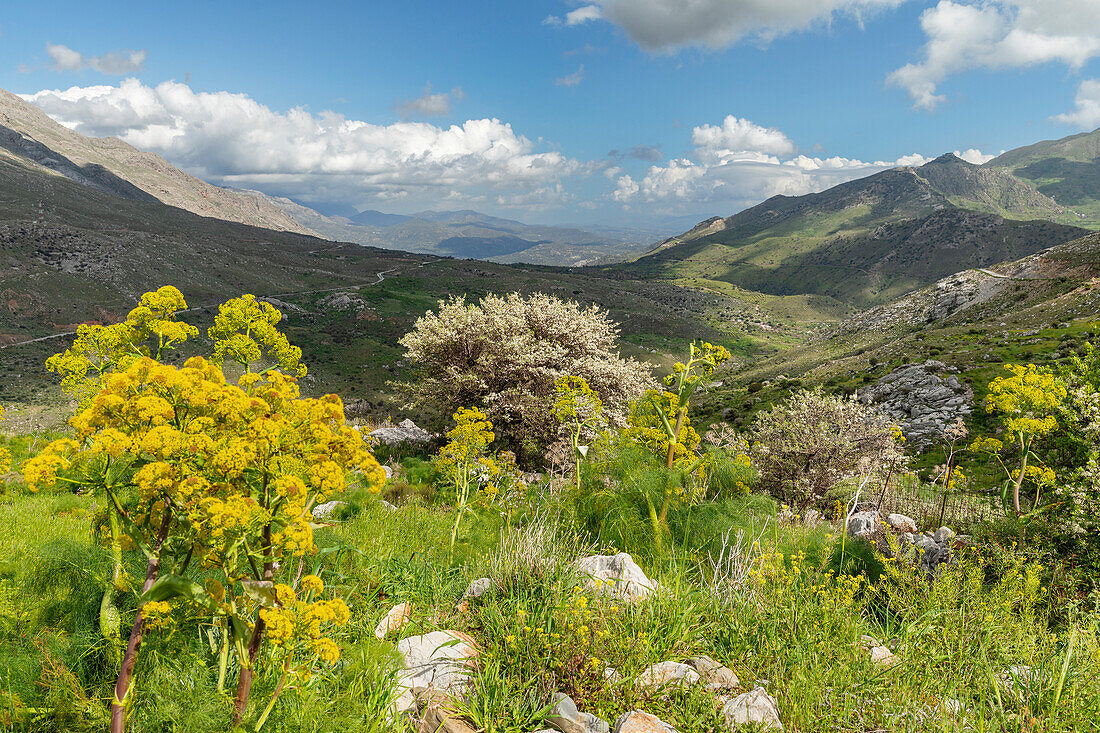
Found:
750,389 -> 906,510
208,294 -> 305,376
24,287 -> 384,732
398,292 -> 652,465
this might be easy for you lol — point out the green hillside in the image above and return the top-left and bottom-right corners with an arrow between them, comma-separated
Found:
614,156 -> 1087,308
985,126 -> 1100,228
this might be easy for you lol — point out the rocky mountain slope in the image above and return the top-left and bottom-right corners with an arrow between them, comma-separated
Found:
0,89 -> 314,235
616,154 -> 1087,308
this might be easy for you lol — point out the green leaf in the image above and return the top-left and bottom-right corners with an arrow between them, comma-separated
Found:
141,575 -> 218,612
576,445 -> 589,459
241,579 -> 278,608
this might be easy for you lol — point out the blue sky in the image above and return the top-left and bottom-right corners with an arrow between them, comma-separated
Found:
3,1 -> 1100,226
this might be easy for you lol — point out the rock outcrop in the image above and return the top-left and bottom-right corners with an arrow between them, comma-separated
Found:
859,360 -> 973,447
370,418 -> 433,445
392,631 -> 478,715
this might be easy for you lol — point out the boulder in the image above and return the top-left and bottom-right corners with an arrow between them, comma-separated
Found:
613,711 -> 677,733
722,687 -> 783,731
858,361 -> 974,447
637,661 -> 700,692
374,602 -> 412,640
847,511 -> 880,539
313,500 -> 347,520
887,513 -> 918,533
572,553 -> 658,603
392,631 -> 478,715
371,418 -> 432,445
687,655 -> 739,689
869,645 -> 898,666
417,691 -> 477,733
547,693 -> 610,733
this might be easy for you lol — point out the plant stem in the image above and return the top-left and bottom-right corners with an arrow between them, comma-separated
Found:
233,524 -> 273,722
110,506 -> 172,733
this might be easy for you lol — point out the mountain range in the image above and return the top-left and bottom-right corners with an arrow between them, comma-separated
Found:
4,82 -> 1100,421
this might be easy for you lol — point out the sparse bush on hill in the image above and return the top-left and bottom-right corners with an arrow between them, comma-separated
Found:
397,292 -> 653,465
750,389 -> 906,510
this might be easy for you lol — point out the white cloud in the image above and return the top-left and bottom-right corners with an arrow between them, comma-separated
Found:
545,4 -> 604,27
691,116 -> 797,162
612,114 -> 931,209
580,0 -> 905,51
46,43 -> 147,74
555,65 -> 585,87
890,1 -> 1100,110
954,147 -> 996,164
566,5 -> 603,25
395,83 -> 464,119
21,79 -> 578,211
1053,78 -> 1100,129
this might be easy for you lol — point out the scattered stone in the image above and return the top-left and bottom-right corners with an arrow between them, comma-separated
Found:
613,710 -> 677,733
933,526 -> 956,544
371,418 -> 433,445
722,687 -> 783,731
869,645 -> 898,666
637,661 -> 700,692
547,693 -> 610,733
887,513 -> 918,533
604,667 -> 623,684
463,578 -> 493,600
319,292 -> 367,311
312,500 -> 347,520
374,602 -> 412,640
381,500 -> 398,511
686,655 -> 739,689
572,553 -> 658,603
383,465 -> 394,480
392,631 -> 478,714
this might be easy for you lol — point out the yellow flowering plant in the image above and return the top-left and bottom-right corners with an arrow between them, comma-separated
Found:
552,375 -> 605,492
25,287 -> 384,732
435,407 -> 510,551
208,294 -> 305,376
972,363 -> 1067,514
45,285 -> 198,406
0,405 -> 10,479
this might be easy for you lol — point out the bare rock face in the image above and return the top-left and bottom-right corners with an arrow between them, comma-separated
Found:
859,360 -> 973,448
572,553 -> 658,603
371,418 -> 433,445
417,690 -> 478,733
392,631 -> 478,715
613,711 -> 678,733
722,687 -> 783,731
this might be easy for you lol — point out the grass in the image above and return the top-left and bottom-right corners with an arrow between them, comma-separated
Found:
0,442 -> 1097,732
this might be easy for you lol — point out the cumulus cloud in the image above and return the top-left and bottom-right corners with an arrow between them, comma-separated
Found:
890,1 -> 1100,111
555,65 -> 585,87
954,148 -> 996,164
611,114 -> 931,209
395,83 -> 464,119
21,79 -> 578,211
575,0 -> 904,51
691,116 -> 797,161
1053,78 -> 1100,129
46,43 -> 147,74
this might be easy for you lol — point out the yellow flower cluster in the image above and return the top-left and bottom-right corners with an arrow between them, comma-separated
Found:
437,407 -> 495,468
985,363 -> 1066,438
259,591 -> 350,665
0,405 -> 9,477
208,294 -> 305,377
625,390 -> 701,465
46,286 -> 198,404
